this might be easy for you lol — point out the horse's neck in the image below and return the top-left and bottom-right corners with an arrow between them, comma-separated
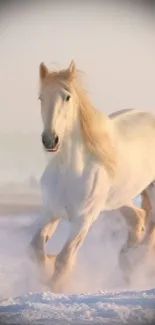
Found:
53,123 -> 90,175
57,112 -> 115,174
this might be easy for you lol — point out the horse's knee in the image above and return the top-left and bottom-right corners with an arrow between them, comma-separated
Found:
30,220 -> 57,253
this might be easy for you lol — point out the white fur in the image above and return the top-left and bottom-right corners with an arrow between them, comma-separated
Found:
31,62 -> 155,292
40,109 -> 155,219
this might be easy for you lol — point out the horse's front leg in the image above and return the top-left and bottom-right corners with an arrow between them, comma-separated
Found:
49,215 -> 94,293
29,208 -> 59,274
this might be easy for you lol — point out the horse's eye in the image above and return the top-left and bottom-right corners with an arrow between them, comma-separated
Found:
65,95 -> 71,102
38,96 -> 43,102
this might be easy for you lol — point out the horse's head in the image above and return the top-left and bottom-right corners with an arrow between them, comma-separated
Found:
38,60 -> 116,176
39,60 -> 77,153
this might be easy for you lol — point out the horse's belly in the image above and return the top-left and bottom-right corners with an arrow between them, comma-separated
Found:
104,187 -> 140,210
104,168 -> 154,210
104,131 -> 155,210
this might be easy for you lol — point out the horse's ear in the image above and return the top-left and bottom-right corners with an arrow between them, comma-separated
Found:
68,60 -> 76,77
39,62 -> 48,81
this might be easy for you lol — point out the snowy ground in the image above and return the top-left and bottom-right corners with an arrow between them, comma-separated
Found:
0,196 -> 155,325
1,289 -> 155,325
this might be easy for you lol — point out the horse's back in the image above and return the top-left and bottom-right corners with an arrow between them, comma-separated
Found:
109,108 -> 134,119
110,109 -> 155,140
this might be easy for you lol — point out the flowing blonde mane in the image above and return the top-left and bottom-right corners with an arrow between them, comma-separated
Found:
40,61 -> 117,176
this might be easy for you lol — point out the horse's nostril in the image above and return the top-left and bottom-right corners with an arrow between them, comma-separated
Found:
54,135 -> 59,146
42,133 -> 52,149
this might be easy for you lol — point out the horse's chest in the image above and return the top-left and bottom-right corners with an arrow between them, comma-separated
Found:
59,169 -> 95,211
42,166 -> 98,218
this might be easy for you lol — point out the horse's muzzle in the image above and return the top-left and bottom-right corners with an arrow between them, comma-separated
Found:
41,131 -> 59,152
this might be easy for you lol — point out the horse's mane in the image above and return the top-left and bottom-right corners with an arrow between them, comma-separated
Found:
40,63 -> 117,176
72,77 -> 117,176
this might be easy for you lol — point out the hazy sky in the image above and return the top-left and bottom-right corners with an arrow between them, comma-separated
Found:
0,1 -> 155,183
0,1 -> 155,135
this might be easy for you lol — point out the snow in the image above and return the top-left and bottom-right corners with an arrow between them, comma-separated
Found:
1,289 -> 155,325
0,201 -> 155,325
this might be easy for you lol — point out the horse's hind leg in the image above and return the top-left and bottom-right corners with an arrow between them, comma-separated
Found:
119,195 -> 150,283
140,183 -> 155,250
120,201 -> 147,246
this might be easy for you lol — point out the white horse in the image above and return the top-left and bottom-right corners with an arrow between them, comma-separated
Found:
30,60 -> 155,292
